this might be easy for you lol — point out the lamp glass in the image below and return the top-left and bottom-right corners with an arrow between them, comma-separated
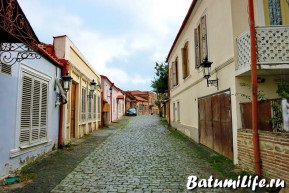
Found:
90,79 -> 96,91
62,72 -> 73,92
202,66 -> 211,79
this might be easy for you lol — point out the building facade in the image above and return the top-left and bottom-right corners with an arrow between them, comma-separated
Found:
101,75 -> 125,126
53,35 -> 101,145
167,0 -> 289,168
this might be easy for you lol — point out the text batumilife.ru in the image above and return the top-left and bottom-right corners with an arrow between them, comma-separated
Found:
187,175 -> 285,191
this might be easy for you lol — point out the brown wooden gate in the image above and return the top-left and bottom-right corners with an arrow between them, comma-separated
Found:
199,91 -> 233,159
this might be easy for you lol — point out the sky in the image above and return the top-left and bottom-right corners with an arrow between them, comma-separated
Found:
17,0 -> 192,91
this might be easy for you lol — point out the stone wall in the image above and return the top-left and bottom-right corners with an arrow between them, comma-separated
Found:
237,129 -> 289,184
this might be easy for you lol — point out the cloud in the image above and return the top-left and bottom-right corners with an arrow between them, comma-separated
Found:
17,0 -> 191,91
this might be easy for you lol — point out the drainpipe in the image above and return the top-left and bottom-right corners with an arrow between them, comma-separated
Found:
167,63 -> 171,125
248,0 -> 261,177
58,59 -> 69,148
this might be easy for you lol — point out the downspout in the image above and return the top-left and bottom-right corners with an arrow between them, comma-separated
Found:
248,0 -> 261,177
58,59 -> 69,147
167,63 -> 171,125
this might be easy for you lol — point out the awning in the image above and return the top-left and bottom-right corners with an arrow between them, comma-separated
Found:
117,95 -> 124,99
103,103 -> 110,112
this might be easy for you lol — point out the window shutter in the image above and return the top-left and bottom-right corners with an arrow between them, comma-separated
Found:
172,61 -> 176,86
175,60 -> 178,85
200,15 -> 208,61
40,82 -> 48,139
20,73 -> 48,146
194,27 -> 200,68
1,63 -> 12,75
31,79 -> 41,142
93,94 -> 97,119
169,66 -> 173,89
182,45 -> 189,78
20,75 -> 33,145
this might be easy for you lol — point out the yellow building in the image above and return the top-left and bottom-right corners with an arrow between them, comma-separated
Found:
167,0 -> 289,165
53,35 -> 101,145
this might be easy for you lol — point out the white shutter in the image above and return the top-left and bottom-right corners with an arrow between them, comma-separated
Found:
31,79 -> 41,142
40,82 -> 48,139
20,72 -> 48,146
20,75 -> 33,145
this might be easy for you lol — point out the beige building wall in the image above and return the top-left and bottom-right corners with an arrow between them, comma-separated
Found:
54,35 -> 101,144
169,0 -> 288,164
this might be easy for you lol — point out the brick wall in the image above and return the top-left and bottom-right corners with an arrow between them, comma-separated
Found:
238,129 -> 289,184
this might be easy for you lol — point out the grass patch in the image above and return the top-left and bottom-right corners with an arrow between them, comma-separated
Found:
162,119 -> 246,180
19,173 -> 36,182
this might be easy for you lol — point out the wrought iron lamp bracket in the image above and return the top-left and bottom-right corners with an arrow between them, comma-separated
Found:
207,78 -> 219,88
0,42 -> 40,66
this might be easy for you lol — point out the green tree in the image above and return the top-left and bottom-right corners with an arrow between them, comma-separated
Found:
151,62 -> 168,94
151,62 -> 168,117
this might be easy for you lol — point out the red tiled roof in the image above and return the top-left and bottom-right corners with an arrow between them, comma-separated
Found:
37,43 -> 66,68
134,96 -> 147,102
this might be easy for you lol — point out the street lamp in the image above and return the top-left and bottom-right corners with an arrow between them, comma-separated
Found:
55,72 -> 73,106
62,72 -> 73,92
200,58 -> 218,87
88,79 -> 97,99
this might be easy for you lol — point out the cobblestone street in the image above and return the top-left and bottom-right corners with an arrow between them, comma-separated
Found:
51,116 -> 249,193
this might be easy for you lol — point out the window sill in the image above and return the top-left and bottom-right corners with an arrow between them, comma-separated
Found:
183,74 -> 191,81
10,140 -> 53,158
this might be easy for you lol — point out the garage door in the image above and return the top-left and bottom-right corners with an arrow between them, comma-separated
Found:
198,90 -> 233,160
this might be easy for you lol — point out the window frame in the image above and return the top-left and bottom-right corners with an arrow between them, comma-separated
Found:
194,14 -> 208,69
181,41 -> 190,79
81,86 -> 86,122
19,66 -> 50,149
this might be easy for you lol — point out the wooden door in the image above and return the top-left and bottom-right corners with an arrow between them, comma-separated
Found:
70,82 -> 76,138
198,91 -> 233,160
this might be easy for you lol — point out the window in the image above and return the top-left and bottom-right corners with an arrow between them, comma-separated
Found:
264,0 -> 289,25
93,93 -> 97,119
194,15 -> 208,68
98,95 -> 101,119
181,42 -> 189,78
177,101 -> 180,122
20,71 -> 48,147
81,87 -> 86,121
173,103 -> 176,122
88,93 -> 92,120
172,57 -> 179,87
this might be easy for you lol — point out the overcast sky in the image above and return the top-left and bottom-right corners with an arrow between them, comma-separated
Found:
18,0 -> 192,91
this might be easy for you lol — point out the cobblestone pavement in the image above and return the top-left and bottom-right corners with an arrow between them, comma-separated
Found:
51,116 -> 252,193
0,124 -> 119,193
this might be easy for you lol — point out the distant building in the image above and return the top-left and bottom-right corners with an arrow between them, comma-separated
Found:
53,35 -> 101,145
100,75 -> 125,126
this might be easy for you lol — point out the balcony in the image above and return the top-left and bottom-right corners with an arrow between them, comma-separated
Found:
236,26 -> 289,76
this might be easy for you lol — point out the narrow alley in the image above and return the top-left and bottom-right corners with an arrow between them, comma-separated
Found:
47,116 -> 249,193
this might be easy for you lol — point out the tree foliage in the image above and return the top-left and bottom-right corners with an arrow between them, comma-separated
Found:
151,62 -> 168,94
